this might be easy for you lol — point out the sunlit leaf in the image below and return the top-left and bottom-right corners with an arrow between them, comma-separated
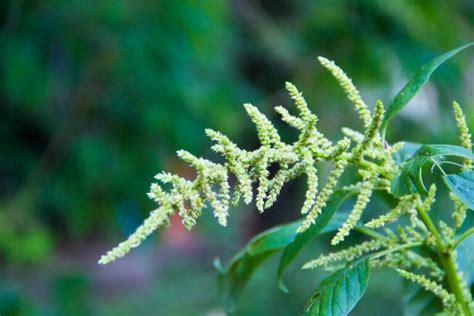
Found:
302,260 -> 370,316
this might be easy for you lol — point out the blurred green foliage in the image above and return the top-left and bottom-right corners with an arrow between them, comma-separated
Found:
1,0 -> 474,315
1,0 -> 250,241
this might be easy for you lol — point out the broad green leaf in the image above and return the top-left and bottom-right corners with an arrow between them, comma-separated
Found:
381,42 -> 474,137
443,170 -> 474,209
302,260 -> 370,316
214,221 -> 300,312
277,188 -> 358,292
391,144 -> 473,198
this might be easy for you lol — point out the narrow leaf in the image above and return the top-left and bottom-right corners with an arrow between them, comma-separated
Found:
216,186 -> 358,309
302,260 -> 370,316
381,42 -> 474,136
443,170 -> 474,209
277,188 -> 358,292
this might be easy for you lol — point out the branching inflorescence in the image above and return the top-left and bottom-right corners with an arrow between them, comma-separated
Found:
100,53 -> 474,316
99,57 -> 400,265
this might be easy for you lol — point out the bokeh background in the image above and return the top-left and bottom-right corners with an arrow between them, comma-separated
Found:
1,1 -> 474,315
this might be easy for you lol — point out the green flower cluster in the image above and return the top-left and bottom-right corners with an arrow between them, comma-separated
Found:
99,57 -> 404,265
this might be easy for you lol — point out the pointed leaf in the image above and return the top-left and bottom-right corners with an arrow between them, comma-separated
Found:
381,42 -> 474,136
216,186 -> 359,309
302,260 -> 370,316
215,221 -> 300,311
418,144 -> 473,159
277,188 -> 359,292
443,170 -> 474,209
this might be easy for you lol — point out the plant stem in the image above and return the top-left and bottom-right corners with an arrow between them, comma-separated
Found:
444,253 -> 470,314
370,242 -> 422,261
454,227 -> 474,249
415,205 -> 471,315
354,226 -> 386,240
348,157 -> 392,179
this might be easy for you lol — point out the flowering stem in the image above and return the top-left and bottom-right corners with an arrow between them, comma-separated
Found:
415,205 -> 471,315
354,226 -> 386,240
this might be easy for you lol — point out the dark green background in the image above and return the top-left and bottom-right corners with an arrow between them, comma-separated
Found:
1,1 -> 473,315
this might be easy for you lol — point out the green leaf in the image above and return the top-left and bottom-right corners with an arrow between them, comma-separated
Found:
381,42 -> 474,137
277,188 -> 359,292
443,170 -> 474,209
215,221 -> 300,312
302,260 -> 370,316
391,144 -> 473,198
418,144 -> 474,159
391,156 -> 426,198
215,186 -> 359,310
